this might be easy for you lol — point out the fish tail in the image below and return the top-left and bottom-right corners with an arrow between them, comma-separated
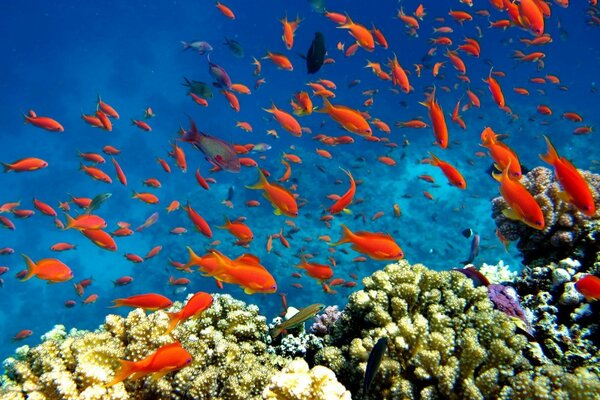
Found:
270,325 -> 283,338
331,224 -> 353,246
427,152 -> 441,166
246,168 -> 267,190
2,162 -> 12,172
106,360 -> 137,387
181,41 -> 190,50
480,127 -> 496,146
64,214 -> 75,230
165,312 -> 181,334
20,254 -> 37,281
185,246 -> 203,270
316,97 -> 333,114
539,135 -> 559,165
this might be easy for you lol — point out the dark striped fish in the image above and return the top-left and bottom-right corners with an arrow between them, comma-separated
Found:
364,337 -> 388,394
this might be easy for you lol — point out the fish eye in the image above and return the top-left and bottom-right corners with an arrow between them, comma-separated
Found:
186,358 -> 192,364
535,220 -> 544,226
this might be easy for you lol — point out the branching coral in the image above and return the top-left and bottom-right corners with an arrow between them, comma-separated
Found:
492,167 -> 600,265
1,294 -> 289,400
315,260 -> 600,399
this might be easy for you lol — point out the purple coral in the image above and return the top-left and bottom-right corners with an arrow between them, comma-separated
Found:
487,284 -> 533,336
310,305 -> 342,336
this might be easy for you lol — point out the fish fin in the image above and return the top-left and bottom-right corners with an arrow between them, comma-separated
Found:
342,208 -> 353,214
243,287 -> 257,295
491,170 -> 503,182
274,208 -> 282,216
165,312 -> 181,334
330,224 -> 353,246
539,135 -> 559,165
316,97 -> 333,113
502,208 -> 522,221
1,162 -> 12,172
150,370 -> 170,381
64,214 -> 76,230
106,360 -> 137,387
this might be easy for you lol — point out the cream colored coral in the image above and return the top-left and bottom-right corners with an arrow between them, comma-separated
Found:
263,358 -> 351,400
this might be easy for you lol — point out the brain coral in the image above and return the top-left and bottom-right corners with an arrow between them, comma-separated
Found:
492,166 -> 600,265
1,293 -> 289,400
315,260 -> 600,399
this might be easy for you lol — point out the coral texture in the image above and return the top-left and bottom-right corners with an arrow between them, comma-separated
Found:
1,294 -> 288,400
514,258 -> 600,375
262,358 -> 351,400
315,260 -> 600,399
492,167 -> 600,265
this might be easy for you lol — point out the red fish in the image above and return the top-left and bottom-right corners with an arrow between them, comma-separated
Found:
107,342 -> 192,386
539,136 -> 596,216
111,293 -> 173,310
24,110 -> 64,132
218,216 -> 254,244
419,87 -> 448,148
21,254 -> 73,283
575,275 -> 600,301
183,201 -> 213,237
329,168 -> 356,214
493,161 -> 545,230
331,224 -> 403,261
296,256 -> 334,282
2,157 -> 48,172
426,152 -> 466,189
166,292 -> 213,333
246,168 -> 298,217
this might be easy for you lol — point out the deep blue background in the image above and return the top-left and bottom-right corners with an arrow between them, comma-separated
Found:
1,0 -> 599,364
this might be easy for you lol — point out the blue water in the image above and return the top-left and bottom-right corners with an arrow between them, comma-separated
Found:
0,0 -> 598,363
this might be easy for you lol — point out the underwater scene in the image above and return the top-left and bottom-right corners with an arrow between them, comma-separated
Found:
1,0 -> 600,398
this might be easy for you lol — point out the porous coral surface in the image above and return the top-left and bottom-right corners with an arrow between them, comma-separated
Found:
315,260 -> 600,400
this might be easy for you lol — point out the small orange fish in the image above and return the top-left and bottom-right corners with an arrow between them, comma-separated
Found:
280,15 -> 302,50
317,98 -> 371,136
427,153 -> 466,189
111,293 -> 173,310
329,168 -> 355,214
216,1 -> 235,19
23,110 -> 64,132
480,127 -> 521,178
246,168 -> 298,217
338,14 -> 375,51
2,157 -> 48,173
419,87 -> 448,148
218,216 -> 254,244
107,341 -> 192,386
166,292 -> 213,333
296,256 -> 333,282
331,224 -> 403,261
539,136 -> 595,216
263,104 -> 302,136
263,51 -> 293,71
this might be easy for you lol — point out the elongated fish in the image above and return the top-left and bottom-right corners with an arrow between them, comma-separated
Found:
461,234 -> 480,265
364,337 -> 388,394
270,303 -> 324,338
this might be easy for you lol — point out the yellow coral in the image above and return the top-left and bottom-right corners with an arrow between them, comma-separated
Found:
263,358 -> 351,400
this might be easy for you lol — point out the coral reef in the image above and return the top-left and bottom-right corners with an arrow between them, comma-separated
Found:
479,260 -> 517,284
262,358 -> 351,400
315,260 -> 600,399
492,167 -> 600,265
267,308 -> 325,360
1,294 -> 289,400
309,305 -> 342,336
513,257 -> 600,375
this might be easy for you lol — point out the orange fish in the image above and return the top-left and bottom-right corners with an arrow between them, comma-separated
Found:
111,293 -> 173,310
290,91 -> 314,116
2,157 -> 48,173
539,136 -> 596,216
263,103 -> 302,136
64,214 -> 107,230
95,110 -> 112,131
263,52 -> 293,71
23,110 -> 64,132
329,169 -> 355,214
518,0 -> 544,36
107,341 -> 192,386
389,53 -> 411,93
132,119 -> 152,131
50,242 -> 76,252
80,163 -> 112,184
419,87 -> 448,148
97,95 -> 119,119
331,224 -> 403,261
296,256 -> 334,282
575,275 -> 600,301
183,201 -> 213,237
480,127 -> 521,178
427,152 -> 466,189
221,90 -> 240,112
218,216 -> 254,244
21,254 -> 73,283
132,191 -> 159,204
81,228 -> 118,251
216,1 -> 235,19
246,168 -> 298,217
280,15 -> 302,49
166,292 -> 213,333
338,14 -> 375,51
317,97 -> 371,136
493,161 -> 545,230
208,251 -> 277,294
